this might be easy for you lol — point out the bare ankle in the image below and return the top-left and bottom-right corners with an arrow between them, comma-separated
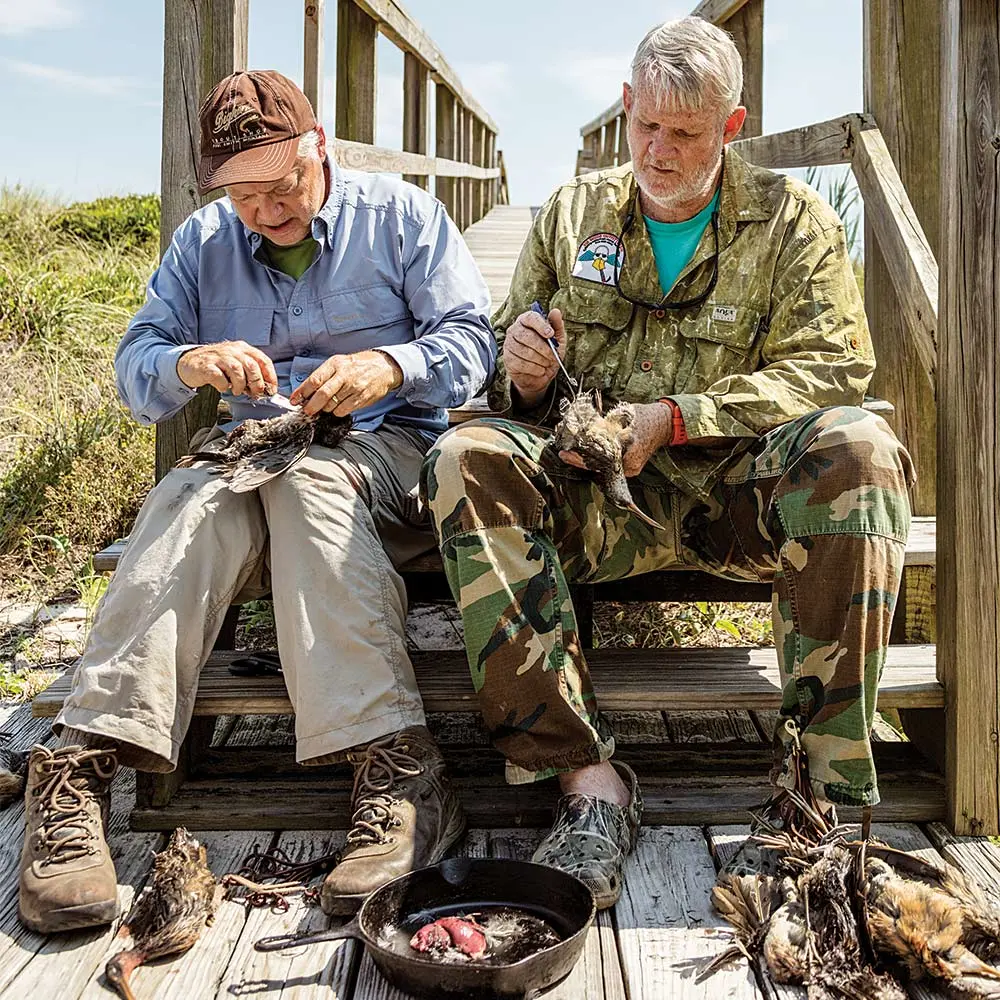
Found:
558,761 -> 630,807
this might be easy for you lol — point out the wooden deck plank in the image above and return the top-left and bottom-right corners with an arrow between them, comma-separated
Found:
90,515 -> 936,573
615,826 -> 762,998
127,742 -> 944,831
213,831 -> 357,1000
461,204 -> 533,306
32,647 -> 943,719
924,821 -> 1000,897
665,710 -> 762,744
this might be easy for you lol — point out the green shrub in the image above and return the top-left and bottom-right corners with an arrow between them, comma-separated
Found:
52,193 -> 160,250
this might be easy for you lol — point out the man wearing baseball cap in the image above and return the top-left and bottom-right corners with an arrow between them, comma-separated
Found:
18,70 -> 495,933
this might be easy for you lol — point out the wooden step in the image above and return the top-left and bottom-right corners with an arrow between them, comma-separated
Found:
128,741 -> 944,831
34,644 -> 941,719
90,515 -> 937,574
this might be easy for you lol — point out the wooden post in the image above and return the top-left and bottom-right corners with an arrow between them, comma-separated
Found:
486,130 -> 496,211
724,0 -> 763,138
156,0 -> 248,480
462,107 -> 474,231
336,0 -> 377,144
599,121 -> 614,167
303,0 -> 324,118
402,52 -> 428,188
864,0 -> 940,517
435,84 -> 457,221
576,131 -> 598,175
938,0 -> 1000,836
617,112 -> 629,165
474,120 -> 487,222
454,105 -> 466,231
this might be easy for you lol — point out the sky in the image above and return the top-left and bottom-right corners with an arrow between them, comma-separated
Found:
0,0 -> 862,207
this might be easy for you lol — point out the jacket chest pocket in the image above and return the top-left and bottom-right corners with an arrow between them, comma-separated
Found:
674,305 -> 764,392
199,306 -> 274,346
549,283 -> 634,390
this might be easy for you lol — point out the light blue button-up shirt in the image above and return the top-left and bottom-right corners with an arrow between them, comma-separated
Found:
115,157 -> 496,435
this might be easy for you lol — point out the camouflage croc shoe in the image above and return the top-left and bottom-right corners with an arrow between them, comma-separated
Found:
531,761 -> 642,909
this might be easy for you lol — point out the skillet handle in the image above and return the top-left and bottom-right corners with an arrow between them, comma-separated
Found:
254,914 -> 364,952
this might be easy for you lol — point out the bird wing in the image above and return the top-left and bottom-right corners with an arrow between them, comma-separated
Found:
227,435 -> 313,493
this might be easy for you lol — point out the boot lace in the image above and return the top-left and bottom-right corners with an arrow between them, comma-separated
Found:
345,734 -> 423,847
31,748 -> 115,866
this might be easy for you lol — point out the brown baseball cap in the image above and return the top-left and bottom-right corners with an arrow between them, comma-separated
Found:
197,70 -> 318,195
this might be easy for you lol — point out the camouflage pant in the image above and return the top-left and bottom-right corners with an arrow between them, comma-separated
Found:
421,406 -> 914,806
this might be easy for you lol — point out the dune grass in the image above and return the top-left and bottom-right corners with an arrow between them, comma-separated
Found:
0,186 -> 157,605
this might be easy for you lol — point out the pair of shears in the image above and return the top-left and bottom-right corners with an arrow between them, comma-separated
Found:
529,301 -> 578,395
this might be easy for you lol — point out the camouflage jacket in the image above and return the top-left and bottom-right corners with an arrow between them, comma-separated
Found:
487,147 -> 873,500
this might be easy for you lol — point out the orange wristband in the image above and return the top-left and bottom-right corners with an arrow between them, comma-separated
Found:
658,398 -> 688,446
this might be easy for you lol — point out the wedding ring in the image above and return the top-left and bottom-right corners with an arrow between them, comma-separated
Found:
329,393 -> 340,407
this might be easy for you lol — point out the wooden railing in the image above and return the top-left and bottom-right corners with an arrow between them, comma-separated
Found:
326,0 -> 504,232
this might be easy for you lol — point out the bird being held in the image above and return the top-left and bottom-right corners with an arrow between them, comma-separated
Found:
175,407 -> 352,493
550,392 -> 664,530
105,827 -> 220,1000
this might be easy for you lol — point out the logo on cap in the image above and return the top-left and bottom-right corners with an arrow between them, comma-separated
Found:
211,102 -> 268,151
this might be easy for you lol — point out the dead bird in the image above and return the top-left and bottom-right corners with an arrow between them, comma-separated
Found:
706,733 -> 1000,997
105,827 -> 220,1000
0,741 -> 29,807
175,408 -> 352,492
550,392 -> 664,530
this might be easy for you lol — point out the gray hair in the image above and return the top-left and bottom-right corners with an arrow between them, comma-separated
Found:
630,16 -> 743,116
297,128 -> 322,160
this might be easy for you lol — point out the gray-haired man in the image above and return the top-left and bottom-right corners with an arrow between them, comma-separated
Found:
421,16 -> 910,907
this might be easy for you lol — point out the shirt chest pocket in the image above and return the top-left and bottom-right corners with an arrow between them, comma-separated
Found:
198,306 -> 274,346
674,305 -> 764,392
320,284 -> 410,336
549,284 -> 634,385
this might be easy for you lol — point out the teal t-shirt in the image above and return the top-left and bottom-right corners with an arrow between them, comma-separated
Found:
643,189 -> 720,297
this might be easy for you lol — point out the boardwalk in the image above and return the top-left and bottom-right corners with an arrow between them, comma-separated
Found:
460,204 -> 535,308
0,697 -> 989,1000
0,206 -> 958,998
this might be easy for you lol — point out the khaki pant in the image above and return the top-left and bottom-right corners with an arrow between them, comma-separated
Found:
55,423 -> 435,772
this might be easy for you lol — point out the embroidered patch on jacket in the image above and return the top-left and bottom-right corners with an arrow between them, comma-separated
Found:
712,305 -> 738,322
572,233 -> 623,286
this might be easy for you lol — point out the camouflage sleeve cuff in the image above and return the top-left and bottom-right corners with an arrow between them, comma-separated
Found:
668,393 -> 759,442
487,374 -> 559,425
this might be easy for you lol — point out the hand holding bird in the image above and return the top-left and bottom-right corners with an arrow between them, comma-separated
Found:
550,392 -> 665,529
175,408 -> 352,492
290,349 -> 403,416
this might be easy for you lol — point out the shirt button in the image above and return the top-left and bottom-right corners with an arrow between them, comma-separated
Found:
640,360 -> 653,372
653,309 -> 666,319
292,306 -> 303,316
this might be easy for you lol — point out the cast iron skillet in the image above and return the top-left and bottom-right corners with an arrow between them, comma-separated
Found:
255,857 -> 596,999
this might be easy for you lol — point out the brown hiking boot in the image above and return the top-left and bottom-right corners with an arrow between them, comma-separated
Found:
321,726 -> 465,914
18,744 -> 119,933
